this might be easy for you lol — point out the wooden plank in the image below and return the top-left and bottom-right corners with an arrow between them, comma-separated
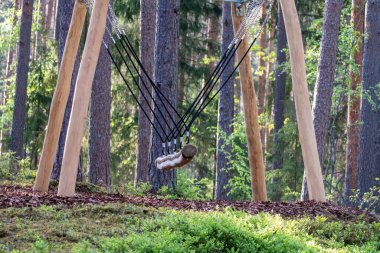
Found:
231,3 -> 267,201
57,0 -> 110,197
155,144 -> 197,171
279,0 -> 326,201
33,0 -> 87,192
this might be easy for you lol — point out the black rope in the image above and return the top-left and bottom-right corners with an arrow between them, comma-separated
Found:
171,42 -> 237,130
105,3 -> 267,149
168,38 -> 243,141
120,33 -> 187,126
118,32 -> 189,140
185,36 -> 260,136
115,36 -> 180,139
106,46 -> 166,143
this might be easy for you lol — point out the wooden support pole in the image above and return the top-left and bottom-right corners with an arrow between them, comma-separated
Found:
33,0 -> 87,192
231,3 -> 267,201
57,0 -> 110,197
155,144 -> 197,171
279,0 -> 326,201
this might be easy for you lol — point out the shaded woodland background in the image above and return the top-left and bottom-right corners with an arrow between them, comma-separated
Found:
0,0 -> 379,213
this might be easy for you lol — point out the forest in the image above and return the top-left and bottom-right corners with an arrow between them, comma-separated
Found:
0,0 -> 379,252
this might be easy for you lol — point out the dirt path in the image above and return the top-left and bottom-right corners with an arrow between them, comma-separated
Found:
1,185 -> 378,223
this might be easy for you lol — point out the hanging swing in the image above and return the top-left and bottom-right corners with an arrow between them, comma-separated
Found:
97,0 -> 271,171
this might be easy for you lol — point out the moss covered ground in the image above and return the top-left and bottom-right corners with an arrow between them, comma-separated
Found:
0,203 -> 379,253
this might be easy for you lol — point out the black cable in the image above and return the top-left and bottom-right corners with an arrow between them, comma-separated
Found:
119,34 -> 186,139
166,40 -> 241,141
176,42 -> 236,123
185,36 -> 260,136
106,47 -> 166,143
168,39 -> 243,140
120,33 -> 186,128
113,40 -> 177,139
105,2 -> 267,145
115,37 -> 180,139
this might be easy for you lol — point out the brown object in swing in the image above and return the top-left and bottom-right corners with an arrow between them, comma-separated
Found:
155,144 -> 197,171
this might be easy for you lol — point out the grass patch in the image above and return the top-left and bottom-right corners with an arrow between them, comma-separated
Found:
0,204 -> 379,252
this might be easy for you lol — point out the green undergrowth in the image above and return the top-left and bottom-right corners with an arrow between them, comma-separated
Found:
0,204 -> 379,253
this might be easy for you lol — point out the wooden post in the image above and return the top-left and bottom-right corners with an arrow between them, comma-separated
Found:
279,0 -> 326,201
231,3 -> 267,201
33,0 -> 87,192
57,0 -> 110,197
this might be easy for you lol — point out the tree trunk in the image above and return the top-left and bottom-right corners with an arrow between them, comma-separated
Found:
343,0 -> 365,206
148,0 -> 180,193
215,2 -> 235,201
51,0 -> 82,180
54,0 -> 60,41
135,0 -> 157,186
258,1 -> 267,148
272,2 -> 287,175
11,0 -> 34,160
88,2 -> 112,187
178,72 -> 185,108
35,0 -> 46,58
301,0 -> 343,201
263,13 -> 275,153
0,43 -> 14,155
357,0 -> 380,213
45,0 -> 55,34
207,0 -> 221,76
0,0 -> 20,155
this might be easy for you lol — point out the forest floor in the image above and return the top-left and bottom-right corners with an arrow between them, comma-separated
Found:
1,183 -> 380,252
1,184 -> 378,223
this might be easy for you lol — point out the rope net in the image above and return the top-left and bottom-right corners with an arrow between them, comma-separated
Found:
84,0 -> 274,155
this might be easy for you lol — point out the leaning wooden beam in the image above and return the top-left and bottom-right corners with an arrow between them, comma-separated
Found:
33,0 -> 87,193
231,3 -> 267,201
155,144 -> 197,171
57,0 -> 110,197
279,0 -> 326,201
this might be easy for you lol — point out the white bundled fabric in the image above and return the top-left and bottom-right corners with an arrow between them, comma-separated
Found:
155,144 -> 197,171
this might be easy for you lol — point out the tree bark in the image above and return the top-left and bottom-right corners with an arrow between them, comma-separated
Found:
272,2 -> 287,176
34,0 -> 46,58
88,2 -> 113,187
45,0 -> 55,33
51,0 -> 82,180
215,2 -> 235,201
135,0 -> 157,186
258,0 -> 267,116
11,0 -> 34,160
301,0 -> 343,201
54,0 -> 60,41
263,13 -> 275,153
178,72 -> 185,108
343,0 -> 365,206
207,0 -> 221,76
357,0 -> 380,213
0,0 -> 20,155
148,0 -> 180,193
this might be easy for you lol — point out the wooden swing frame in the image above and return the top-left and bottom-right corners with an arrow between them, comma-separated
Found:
33,0 -> 325,201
